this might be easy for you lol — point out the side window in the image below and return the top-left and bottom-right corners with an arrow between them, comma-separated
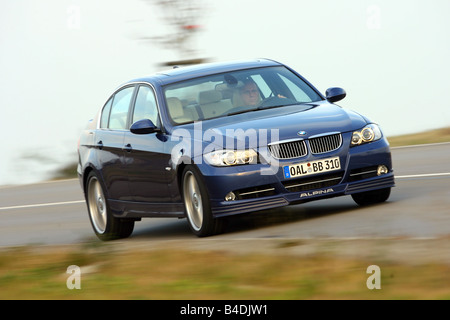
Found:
278,74 -> 313,103
132,85 -> 159,126
250,74 -> 272,98
109,86 -> 135,130
100,98 -> 112,128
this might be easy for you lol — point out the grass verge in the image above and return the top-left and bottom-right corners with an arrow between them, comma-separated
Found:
387,127 -> 450,147
1,242 -> 449,300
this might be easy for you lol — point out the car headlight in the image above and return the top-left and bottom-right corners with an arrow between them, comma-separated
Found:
204,149 -> 258,166
351,124 -> 382,146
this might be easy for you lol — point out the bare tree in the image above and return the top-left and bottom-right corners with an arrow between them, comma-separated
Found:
140,0 -> 208,65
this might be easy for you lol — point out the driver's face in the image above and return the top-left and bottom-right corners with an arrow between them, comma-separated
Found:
240,83 -> 260,106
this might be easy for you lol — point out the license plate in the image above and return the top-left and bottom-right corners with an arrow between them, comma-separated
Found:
283,157 -> 341,179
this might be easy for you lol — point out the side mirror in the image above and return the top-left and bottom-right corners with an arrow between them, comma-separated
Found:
325,87 -> 346,103
130,119 -> 159,134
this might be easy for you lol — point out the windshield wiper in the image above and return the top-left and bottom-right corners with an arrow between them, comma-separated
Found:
225,102 -> 310,117
225,108 -> 259,116
256,102 -> 300,111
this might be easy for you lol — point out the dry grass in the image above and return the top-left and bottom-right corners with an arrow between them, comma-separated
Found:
387,127 -> 450,147
1,244 -> 449,300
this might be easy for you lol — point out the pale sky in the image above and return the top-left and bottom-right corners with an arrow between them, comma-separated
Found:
1,0 -> 449,185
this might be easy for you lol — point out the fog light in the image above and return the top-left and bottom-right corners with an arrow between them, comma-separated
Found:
225,191 -> 236,201
377,165 -> 388,176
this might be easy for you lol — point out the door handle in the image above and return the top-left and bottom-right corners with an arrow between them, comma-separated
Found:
123,143 -> 132,152
97,140 -> 103,150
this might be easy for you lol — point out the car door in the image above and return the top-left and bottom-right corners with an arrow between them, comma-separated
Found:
123,84 -> 172,203
95,85 -> 136,201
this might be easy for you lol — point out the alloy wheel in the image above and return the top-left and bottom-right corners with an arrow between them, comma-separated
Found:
183,171 -> 203,231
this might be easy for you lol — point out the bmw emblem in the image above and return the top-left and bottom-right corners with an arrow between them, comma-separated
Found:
297,131 -> 307,136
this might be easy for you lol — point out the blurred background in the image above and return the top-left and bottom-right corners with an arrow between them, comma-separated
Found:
0,0 -> 449,186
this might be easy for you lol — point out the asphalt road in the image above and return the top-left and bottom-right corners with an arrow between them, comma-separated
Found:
1,143 -> 449,250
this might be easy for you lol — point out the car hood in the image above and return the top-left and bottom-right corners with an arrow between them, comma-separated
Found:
183,101 -> 369,148
171,101 -> 370,149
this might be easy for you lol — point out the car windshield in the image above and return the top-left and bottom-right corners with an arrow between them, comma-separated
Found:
163,66 -> 323,124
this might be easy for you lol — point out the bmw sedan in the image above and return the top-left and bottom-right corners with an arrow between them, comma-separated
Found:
77,59 -> 395,240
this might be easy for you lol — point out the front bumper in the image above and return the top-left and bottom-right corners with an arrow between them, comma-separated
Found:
210,173 -> 395,217
197,135 -> 395,218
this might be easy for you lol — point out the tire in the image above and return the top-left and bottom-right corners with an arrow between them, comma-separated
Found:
351,187 -> 391,206
85,171 -> 134,241
181,166 -> 223,237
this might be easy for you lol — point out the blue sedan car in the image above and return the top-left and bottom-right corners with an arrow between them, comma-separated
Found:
77,59 -> 395,240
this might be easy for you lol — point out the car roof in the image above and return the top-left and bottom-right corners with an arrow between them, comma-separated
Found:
128,58 -> 283,86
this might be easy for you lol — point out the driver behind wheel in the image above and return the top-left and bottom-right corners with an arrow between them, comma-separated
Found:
239,79 -> 261,106
233,78 -> 287,108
